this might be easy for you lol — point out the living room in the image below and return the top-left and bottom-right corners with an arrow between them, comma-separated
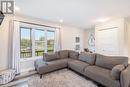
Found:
0,0 -> 130,87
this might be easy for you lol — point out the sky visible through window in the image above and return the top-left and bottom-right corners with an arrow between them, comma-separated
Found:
47,31 -> 55,40
35,30 -> 44,41
21,28 -> 55,40
21,28 -> 30,39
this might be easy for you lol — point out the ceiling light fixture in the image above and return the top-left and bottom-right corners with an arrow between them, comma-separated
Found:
15,6 -> 20,11
59,19 -> 63,23
97,18 -> 110,23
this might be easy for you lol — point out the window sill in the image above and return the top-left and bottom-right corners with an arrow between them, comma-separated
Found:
20,56 -> 43,62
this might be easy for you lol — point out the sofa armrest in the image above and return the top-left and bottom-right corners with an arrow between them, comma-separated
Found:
111,64 -> 125,80
120,64 -> 130,87
34,59 -> 48,70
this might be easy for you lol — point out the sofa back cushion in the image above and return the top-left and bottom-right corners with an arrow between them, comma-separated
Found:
59,50 -> 69,58
79,52 -> 96,65
69,50 -> 79,59
95,54 -> 128,69
43,52 -> 59,61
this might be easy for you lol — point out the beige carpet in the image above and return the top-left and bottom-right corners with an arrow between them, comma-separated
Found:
28,69 -> 98,87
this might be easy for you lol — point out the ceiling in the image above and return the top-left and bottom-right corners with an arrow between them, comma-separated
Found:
15,0 -> 130,29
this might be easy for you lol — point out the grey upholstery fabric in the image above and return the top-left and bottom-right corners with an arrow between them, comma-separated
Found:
36,59 -> 68,74
34,59 -> 48,74
84,66 -> 120,87
35,52 -> 130,87
46,59 -> 68,66
66,58 -> 75,63
68,60 -> 90,74
95,54 -> 128,69
120,64 -> 130,87
59,50 -> 69,58
79,52 -> 96,65
43,52 -> 59,61
111,64 -> 125,80
69,50 -> 79,59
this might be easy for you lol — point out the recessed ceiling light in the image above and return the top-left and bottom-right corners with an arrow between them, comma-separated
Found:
59,19 -> 63,23
15,6 -> 20,11
97,18 -> 110,23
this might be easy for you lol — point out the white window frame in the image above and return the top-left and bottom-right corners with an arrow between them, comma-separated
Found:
20,23 -> 56,62
47,30 -> 56,53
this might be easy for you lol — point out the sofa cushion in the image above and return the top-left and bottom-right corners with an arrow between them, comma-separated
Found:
84,66 -> 120,87
37,59 -> 68,74
79,52 -> 96,65
69,50 -> 79,59
95,54 -> 128,69
34,59 -> 48,74
111,64 -> 125,80
59,50 -> 69,58
43,52 -> 59,62
47,59 -> 68,66
68,60 -> 90,74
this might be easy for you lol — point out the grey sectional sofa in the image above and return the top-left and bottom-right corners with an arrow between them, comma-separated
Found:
34,50 -> 130,87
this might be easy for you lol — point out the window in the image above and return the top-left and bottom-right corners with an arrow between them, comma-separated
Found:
47,31 -> 55,53
20,27 -> 55,58
35,30 -> 45,56
20,27 -> 32,58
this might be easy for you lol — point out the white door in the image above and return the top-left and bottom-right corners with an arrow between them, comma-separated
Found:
96,28 -> 119,56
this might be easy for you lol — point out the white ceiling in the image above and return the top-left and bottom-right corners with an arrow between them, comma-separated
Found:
15,0 -> 130,29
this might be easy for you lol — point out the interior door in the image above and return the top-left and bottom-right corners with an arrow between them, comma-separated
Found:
96,27 -> 119,55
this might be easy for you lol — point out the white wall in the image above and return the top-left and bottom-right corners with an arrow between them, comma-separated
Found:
95,18 -> 128,57
83,30 -> 88,48
0,15 -> 84,71
61,25 -> 84,51
127,20 -> 130,62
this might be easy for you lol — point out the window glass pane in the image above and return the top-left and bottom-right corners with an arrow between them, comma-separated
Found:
47,31 -> 55,53
20,27 -> 32,58
35,30 -> 45,56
